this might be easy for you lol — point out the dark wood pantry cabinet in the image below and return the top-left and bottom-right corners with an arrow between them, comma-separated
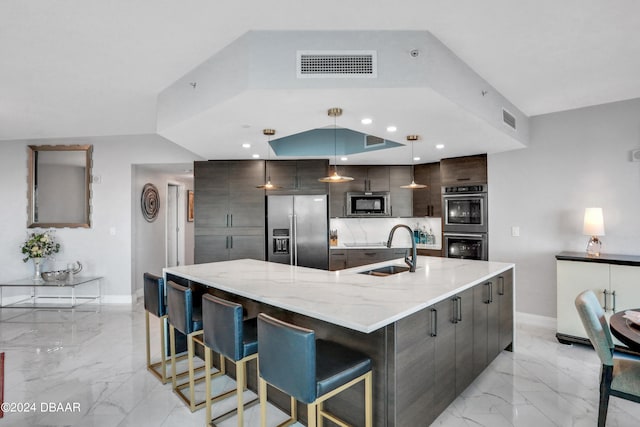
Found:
194,160 -> 266,263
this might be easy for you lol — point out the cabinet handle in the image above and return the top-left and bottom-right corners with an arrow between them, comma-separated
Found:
457,177 -> 471,181
457,296 -> 463,322
612,290 -> 616,313
603,289 -> 608,311
498,276 -> 505,296
230,214 -> 233,227
489,281 -> 493,303
484,282 -> 491,304
225,214 -> 229,227
229,236 -> 233,249
430,308 -> 437,337
225,236 -> 229,249
451,298 -> 457,324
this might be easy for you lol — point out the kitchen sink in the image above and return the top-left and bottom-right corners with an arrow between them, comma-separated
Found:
358,265 -> 410,277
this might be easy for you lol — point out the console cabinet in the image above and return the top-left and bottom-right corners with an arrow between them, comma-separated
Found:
556,252 -> 640,347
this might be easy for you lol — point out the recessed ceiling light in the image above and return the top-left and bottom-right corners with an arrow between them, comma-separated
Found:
387,126 -> 397,132
252,154 -> 260,158
361,118 -> 372,125
436,144 -> 445,150
242,143 -> 251,148
413,156 -> 420,162
340,157 -> 348,161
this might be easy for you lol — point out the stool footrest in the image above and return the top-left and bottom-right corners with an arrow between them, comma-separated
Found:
208,395 -> 258,426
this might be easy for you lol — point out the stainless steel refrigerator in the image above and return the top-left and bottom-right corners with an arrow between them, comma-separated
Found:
267,195 -> 329,270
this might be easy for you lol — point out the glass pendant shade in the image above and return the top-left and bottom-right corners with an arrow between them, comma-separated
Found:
257,128 -> 281,189
400,179 -> 427,189
318,168 -> 354,183
318,107 -> 353,183
400,136 -> 427,189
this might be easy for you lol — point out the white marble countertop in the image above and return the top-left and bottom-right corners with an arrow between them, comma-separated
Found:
164,256 -> 513,334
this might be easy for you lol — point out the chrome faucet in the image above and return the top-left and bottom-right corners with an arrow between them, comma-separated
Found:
386,224 -> 417,272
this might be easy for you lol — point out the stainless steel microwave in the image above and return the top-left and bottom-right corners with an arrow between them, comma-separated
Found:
346,192 -> 390,217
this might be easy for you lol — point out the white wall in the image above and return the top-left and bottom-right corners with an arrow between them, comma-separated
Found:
132,166 -> 194,297
489,98 -> 640,318
0,134 -> 201,303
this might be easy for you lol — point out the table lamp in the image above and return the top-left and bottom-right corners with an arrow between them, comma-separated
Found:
583,207 -> 605,257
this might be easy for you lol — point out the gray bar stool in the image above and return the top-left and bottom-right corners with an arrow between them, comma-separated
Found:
167,280 -> 208,412
143,273 -> 169,383
257,313 -> 373,427
144,273 -> 190,384
202,294 -> 259,426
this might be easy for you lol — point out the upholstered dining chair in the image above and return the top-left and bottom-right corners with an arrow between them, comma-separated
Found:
575,290 -> 640,426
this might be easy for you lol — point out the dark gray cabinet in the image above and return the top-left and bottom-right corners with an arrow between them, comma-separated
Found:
329,250 -> 347,271
194,160 -> 266,263
329,165 -> 414,217
328,248 -> 412,270
266,159 -> 328,194
393,271 -> 512,425
389,166 -> 413,217
473,271 -> 513,377
395,303 -> 435,425
498,269 -> 514,352
440,154 -> 487,186
194,234 -> 264,263
431,286 -> 474,416
413,162 -> 441,217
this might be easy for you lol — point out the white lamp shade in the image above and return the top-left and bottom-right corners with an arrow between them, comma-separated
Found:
583,208 -> 605,236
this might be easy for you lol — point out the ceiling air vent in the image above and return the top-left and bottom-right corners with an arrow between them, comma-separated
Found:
297,50 -> 377,78
502,108 -> 516,130
364,135 -> 385,148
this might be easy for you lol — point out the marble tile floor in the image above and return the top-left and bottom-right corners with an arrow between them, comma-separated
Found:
1,303 -> 640,427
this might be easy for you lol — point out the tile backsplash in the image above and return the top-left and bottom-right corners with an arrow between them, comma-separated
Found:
330,217 -> 441,249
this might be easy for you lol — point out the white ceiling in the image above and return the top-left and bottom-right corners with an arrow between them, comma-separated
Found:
2,1 -> 639,164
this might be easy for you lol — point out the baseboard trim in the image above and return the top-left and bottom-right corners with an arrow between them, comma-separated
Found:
516,311 -> 556,329
100,295 -> 133,304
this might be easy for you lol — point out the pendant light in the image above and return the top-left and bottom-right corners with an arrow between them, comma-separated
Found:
257,128 -> 281,190
318,107 -> 354,183
400,135 -> 427,189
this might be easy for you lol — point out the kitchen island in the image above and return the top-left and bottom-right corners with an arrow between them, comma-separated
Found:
164,256 -> 514,426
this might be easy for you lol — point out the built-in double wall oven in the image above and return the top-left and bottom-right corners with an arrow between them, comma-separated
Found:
442,185 -> 488,260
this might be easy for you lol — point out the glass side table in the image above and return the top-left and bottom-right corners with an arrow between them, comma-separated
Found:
0,276 -> 102,309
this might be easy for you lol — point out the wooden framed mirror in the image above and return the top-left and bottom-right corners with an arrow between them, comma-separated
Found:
27,144 -> 93,228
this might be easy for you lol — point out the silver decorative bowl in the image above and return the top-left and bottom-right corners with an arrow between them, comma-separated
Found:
42,270 -> 69,282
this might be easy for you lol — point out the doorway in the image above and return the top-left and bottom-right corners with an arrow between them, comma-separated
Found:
166,183 -> 184,267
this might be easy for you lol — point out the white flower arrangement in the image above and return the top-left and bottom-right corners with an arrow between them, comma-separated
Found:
21,230 -> 61,262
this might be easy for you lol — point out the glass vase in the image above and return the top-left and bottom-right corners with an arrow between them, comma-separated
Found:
32,257 -> 43,281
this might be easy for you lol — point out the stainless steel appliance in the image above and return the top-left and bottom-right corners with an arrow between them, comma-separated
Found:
443,233 -> 488,260
443,185 -> 488,260
346,192 -> 390,217
442,185 -> 487,233
267,195 -> 329,270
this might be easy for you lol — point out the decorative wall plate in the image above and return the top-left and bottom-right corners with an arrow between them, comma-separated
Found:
141,183 -> 160,222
